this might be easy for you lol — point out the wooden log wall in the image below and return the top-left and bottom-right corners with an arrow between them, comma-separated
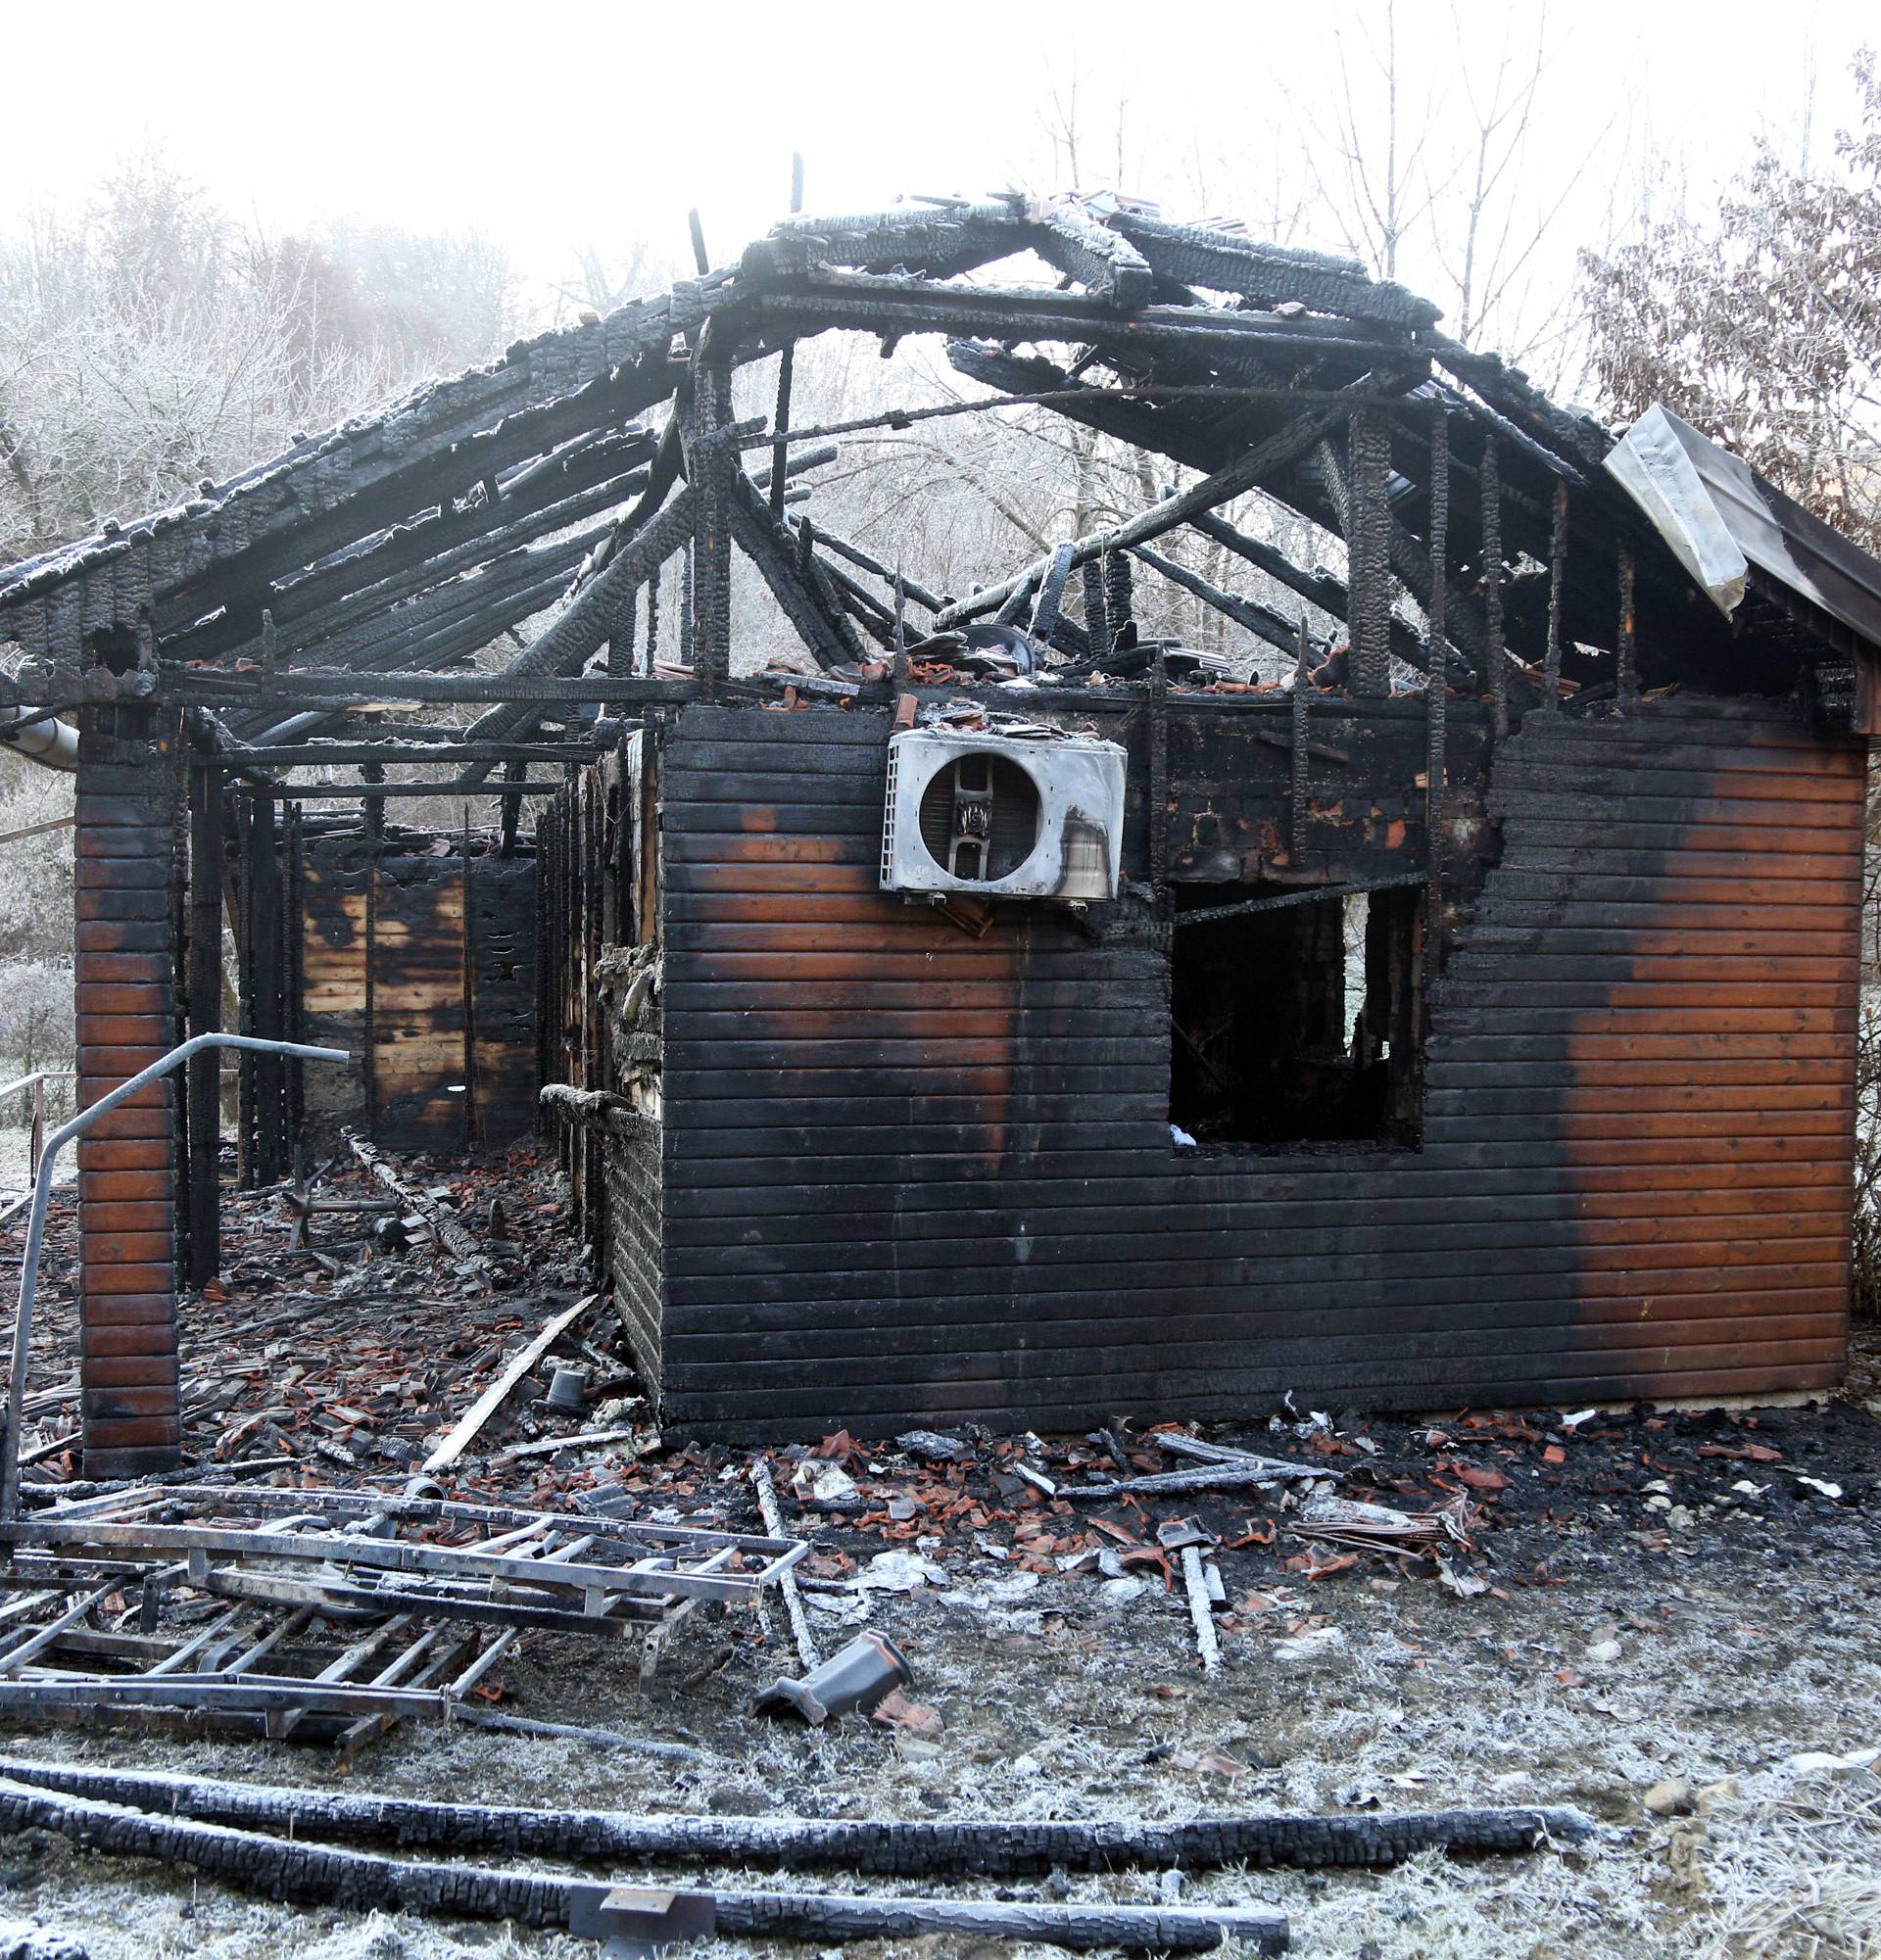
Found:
538,741 -> 666,1381
73,705 -> 185,1476
296,835 -> 539,1150
618,694 -> 1857,1441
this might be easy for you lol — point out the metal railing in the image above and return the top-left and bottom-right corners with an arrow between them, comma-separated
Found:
1,1035 -> 355,1521
0,1073 -> 77,1229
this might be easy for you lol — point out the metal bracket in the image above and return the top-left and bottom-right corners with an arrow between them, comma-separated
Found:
566,1886 -> 718,1958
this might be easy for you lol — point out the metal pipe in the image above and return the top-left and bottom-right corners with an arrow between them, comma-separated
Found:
0,1073 -> 76,1231
0,1034 -> 354,1522
0,708 -> 78,773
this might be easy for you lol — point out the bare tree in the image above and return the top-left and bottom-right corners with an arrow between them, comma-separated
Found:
1580,50 -> 1881,553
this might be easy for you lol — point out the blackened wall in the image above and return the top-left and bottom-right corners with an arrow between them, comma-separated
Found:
300,837 -> 538,1149
639,693 -> 1858,1439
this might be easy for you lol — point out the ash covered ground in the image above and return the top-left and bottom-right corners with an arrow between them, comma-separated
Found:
3,1158 -> 1879,1960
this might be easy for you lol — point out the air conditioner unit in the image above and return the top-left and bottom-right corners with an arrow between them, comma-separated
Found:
881,727 -> 1128,903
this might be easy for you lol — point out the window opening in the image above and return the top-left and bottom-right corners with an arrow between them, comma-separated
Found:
1169,881 -> 1423,1149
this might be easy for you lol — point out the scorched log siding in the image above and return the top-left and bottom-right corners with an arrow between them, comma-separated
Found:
633,696 -> 1859,1442
298,837 -> 540,1149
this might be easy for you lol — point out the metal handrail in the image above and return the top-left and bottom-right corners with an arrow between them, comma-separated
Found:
0,1072 -> 79,1229
1,1035 -> 354,1521
0,1070 -> 77,1102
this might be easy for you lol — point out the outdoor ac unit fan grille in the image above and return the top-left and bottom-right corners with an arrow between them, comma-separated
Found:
916,753 -> 1041,883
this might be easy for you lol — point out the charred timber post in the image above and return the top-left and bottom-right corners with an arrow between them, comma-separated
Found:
1543,480 -> 1569,711
686,330 -> 737,693
769,154 -> 803,521
1482,436 -> 1508,741
1104,548 -> 1133,649
184,739 -> 223,1286
1290,621 -> 1310,858
1082,558 -> 1109,659
1149,645 -> 1170,918
362,773 -> 381,1144
1617,546 -> 1637,714
1346,408 -> 1395,696
1424,405 -> 1449,964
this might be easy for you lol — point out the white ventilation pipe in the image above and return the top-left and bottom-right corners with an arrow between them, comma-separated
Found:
0,706 -> 78,772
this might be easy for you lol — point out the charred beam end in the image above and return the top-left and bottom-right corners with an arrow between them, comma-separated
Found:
540,1082 -> 650,1137
1035,201 -> 1155,311
1030,543 -> 1076,645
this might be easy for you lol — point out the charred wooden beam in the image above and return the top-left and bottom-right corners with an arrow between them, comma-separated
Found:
726,477 -> 867,670
1128,544 -> 1303,656
1104,549 -> 1133,647
1185,509 -> 1423,665
453,494 -> 698,750
945,341 -> 1469,666
146,353 -> 693,644
762,281 -> 1414,362
227,741 -> 603,768
1033,201 -> 1155,309
935,389 -> 1371,629
795,523 -> 946,616
0,1755 -> 1595,1880
743,200 -> 1033,284
1423,329 -> 1611,474
278,530 -> 606,674
165,671 -> 701,708
1105,212 -> 1440,328
0,1781 -> 1290,1956
252,779 -> 562,800
166,437 -> 656,665
1082,558 -> 1110,659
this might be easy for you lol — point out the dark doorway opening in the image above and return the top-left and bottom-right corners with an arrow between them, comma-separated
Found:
1169,882 -> 1423,1149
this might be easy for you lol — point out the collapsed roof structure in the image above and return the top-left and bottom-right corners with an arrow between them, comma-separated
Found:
3,191 -> 1878,1472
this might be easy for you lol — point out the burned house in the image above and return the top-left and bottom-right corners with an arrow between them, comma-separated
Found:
3,196 -> 1879,1475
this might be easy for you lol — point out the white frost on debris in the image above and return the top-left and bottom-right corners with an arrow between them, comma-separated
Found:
850,1548 -> 948,1592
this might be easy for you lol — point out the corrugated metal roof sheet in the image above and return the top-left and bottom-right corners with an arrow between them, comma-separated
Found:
1606,404 -> 1881,650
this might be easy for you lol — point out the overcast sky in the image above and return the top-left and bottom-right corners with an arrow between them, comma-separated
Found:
6,0 -> 1875,354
